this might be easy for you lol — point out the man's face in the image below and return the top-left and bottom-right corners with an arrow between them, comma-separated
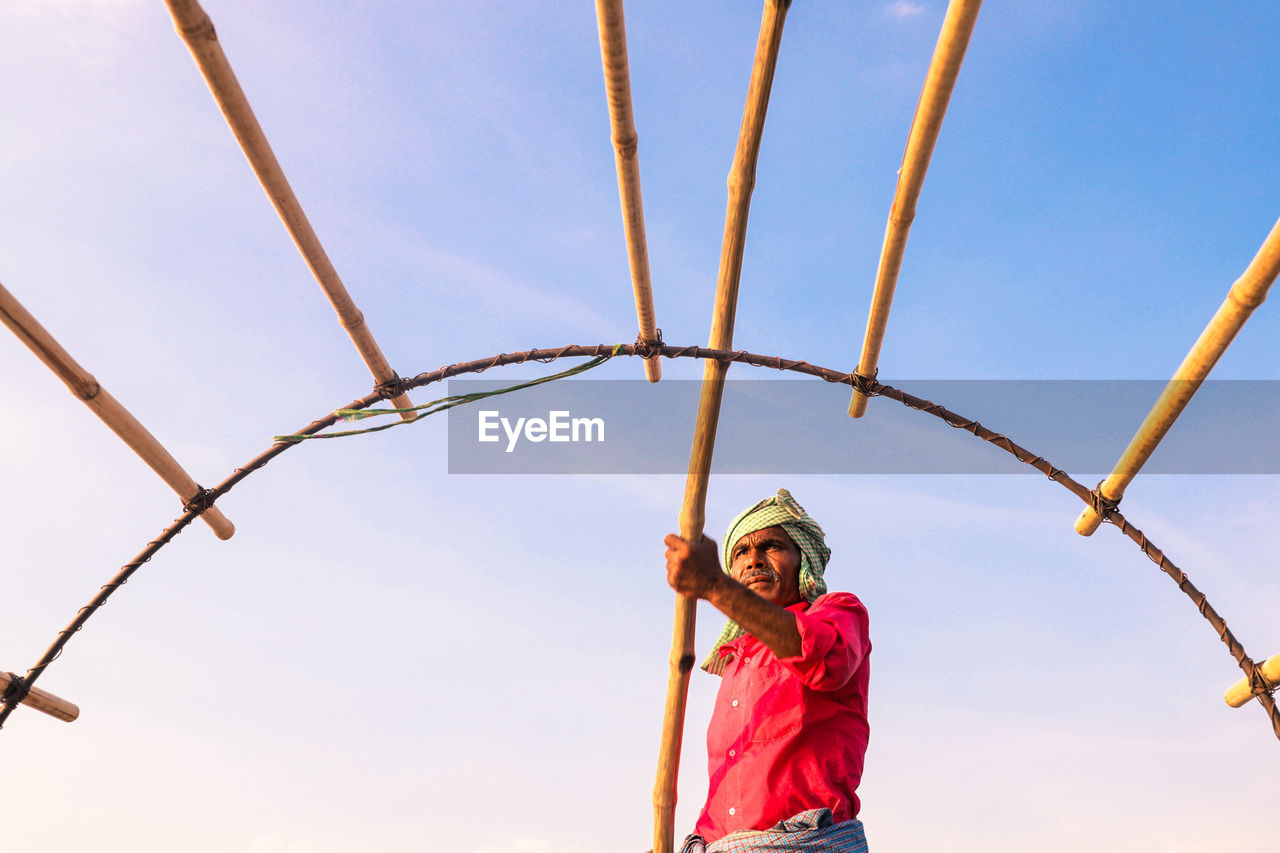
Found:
729,525 -> 802,607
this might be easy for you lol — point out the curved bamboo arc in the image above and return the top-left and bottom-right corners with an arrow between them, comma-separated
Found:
3,343 -> 1275,745
849,0 -> 983,418
0,396 -> 349,731
1075,216 -> 1280,536
163,0 -> 414,415
656,3 -> 792,850
0,282 -> 234,539
594,0 -> 662,383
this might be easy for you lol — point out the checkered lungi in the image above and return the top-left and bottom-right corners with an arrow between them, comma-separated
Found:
678,809 -> 869,853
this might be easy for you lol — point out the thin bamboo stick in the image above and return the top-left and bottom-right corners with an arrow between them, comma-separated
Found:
1075,216 -> 1280,536
163,0 -> 414,415
1225,653 -> 1280,708
0,282 -> 235,540
653,3 -> 791,851
0,671 -> 79,723
848,0 -> 983,418
594,0 -> 662,383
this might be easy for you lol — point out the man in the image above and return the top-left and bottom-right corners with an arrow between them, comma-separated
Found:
663,489 -> 870,852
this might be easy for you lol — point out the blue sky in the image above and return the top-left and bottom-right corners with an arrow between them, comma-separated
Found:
2,2 -> 1278,851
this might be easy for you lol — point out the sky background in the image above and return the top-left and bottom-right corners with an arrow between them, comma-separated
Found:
2,1 -> 1278,851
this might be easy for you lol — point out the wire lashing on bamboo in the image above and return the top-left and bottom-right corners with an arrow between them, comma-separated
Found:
3,343 -> 1276,745
1,674 -> 31,707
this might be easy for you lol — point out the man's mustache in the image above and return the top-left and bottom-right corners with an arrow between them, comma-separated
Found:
742,568 -> 779,584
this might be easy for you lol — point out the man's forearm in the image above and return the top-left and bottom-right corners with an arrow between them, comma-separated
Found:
707,575 -> 801,659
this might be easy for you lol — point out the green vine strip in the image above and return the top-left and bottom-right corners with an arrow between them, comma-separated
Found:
273,345 -> 623,443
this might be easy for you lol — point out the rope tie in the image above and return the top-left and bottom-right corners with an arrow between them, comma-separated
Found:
374,374 -> 411,401
634,329 -> 664,359
851,369 -> 880,397
1089,482 -> 1121,519
1249,660 -> 1276,697
1,673 -> 30,707
183,487 -> 217,515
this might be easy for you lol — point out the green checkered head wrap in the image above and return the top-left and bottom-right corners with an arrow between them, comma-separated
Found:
702,488 -> 830,675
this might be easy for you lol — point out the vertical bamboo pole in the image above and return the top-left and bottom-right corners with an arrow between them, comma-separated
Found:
0,282 -> 235,539
848,0 -> 983,417
594,0 -> 662,383
1075,216 -> 1280,535
653,4 -> 791,851
163,0 -> 414,414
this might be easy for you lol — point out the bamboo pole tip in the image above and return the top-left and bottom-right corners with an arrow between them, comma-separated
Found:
47,699 -> 80,722
208,515 -> 236,541
196,503 -> 236,540
1073,507 -> 1103,537
848,391 -> 870,418
644,357 -> 662,383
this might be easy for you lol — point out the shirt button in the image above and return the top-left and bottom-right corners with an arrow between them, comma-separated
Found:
731,699 -> 739,708
728,749 -> 736,757
728,807 -> 736,816
744,657 -> 751,664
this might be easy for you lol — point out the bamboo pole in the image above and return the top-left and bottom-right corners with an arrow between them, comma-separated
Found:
0,282 -> 235,540
1225,653 -> 1280,708
163,0 -> 414,415
848,0 -> 983,418
0,671 -> 79,723
653,4 -> 791,851
594,0 -> 662,383
1075,216 -> 1280,535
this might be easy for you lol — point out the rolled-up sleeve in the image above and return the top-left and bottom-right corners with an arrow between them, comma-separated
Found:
775,592 -> 869,692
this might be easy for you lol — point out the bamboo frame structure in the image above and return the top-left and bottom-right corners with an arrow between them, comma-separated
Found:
1074,216 -> 1280,535
653,3 -> 791,851
4,8 -> 1279,846
594,0 -> 662,383
848,0 -> 983,418
1226,653 -> 1280,708
0,671 -> 78,722
0,282 -> 235,540
163,0 -> 414,414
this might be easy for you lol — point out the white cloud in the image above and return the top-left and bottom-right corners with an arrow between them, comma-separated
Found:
885,1 -> 926,20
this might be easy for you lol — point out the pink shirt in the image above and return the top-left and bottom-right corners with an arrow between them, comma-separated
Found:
694,592 -> 871,842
